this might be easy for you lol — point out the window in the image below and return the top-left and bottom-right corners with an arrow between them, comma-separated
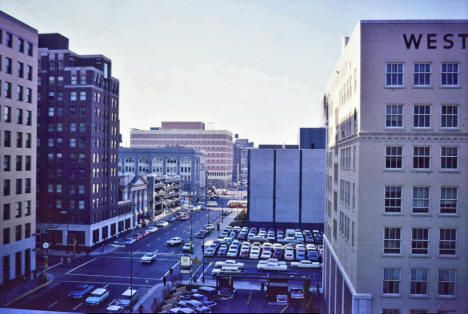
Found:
16,85 -> 23,101
386,63 -> 403,86
412,228 -> 429,255
3,155 -> 10,171
78,185 -> 85,194
413,63 -> 431,86
438,270 -> 455,296
16,108 -> 23,124
6,32 -> 12,47
78,200 -> 85,209
4,130 -> 11,147
441,105 -> 458,128
25,178 -> 31,193
15,178 -> 22,194
413,105 -> 431,128
25,156 -> 31,171
5,57 -> 11,73
15,202 -> 21,218
385,186 -> 401,213
386,105 -> 403,128
79,91 -> 86,100
48,107 -> 55,117
70,91 -> 77,101
57,123 -> 63,132
413,146 -> 430,169
385,146 -> 402,169
3,228 -> 10,244
70,138 -> 76,147
441,63 -> 459,86
70,123 -> 76,132
4,81 -> 11,98
410,269 -> 428,295
27,42 -> 33,56
412,187 -> 429,213
439,229 -> 456,255
26,88 -> 32,103
56,200 -> 62,209
24,201 -> 31,216
3,106 -> 11,122
71,74 -> 77,85
3,179 -> 10,196
26,65 -> 32,80
25,223 -> 30,238
383,268 -> 400,294
440,187 -> 457,214
25,110 -> 31,125
441,147 -> 458,169
79,122 -> 86,132
3,204 -> 10,221
25,133 -> 31,148
17,61 -> 24,77
384,227 -> 401,254
17,38 -> 24,52
16,132 -> 22,147
80,74 -> 86,84
15,156 -> 22,171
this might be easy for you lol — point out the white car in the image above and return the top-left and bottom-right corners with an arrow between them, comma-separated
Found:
258,258 -> 286,265
284,248 -> 295,261
260,250 -> 272,259
166,237 -> 183,246
249,247 -> 260,259
140,252 -> 157,263
215,260 -> 244,268
227,247 -> 239,257
291,260 -> 321,269
257,262 -> 288,271
204,224 -> 215,231
146,227 -> 158,234
157,221 -> 169,228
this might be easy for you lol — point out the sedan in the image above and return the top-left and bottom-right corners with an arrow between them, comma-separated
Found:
166,237 -> 184,246
169,307 -> 196,314
177,300 -> 212,313
260,250 -> 272,260
146,226 -> 158,234
182,243 -> 193,253
204,247 -> 216,257
291,260 -> 321,269
190,294 -> 217,308
239,249 -> 249,258
272,248 -> 283,259
217,245 -> 228,257
226,247 -> 239,258
284,248 -> 295,261
257,262 -> 287,271
307,250 -> 320,262
106,305 -> 124,313
132,233 -> 144,240
85,288 -> 110,306
140,252 -> 157,263
157,221 -> 169,228
123,238 -> 136,246
249,247 -> 260,259
195,230 -> 208,239
68,284 -> 94,299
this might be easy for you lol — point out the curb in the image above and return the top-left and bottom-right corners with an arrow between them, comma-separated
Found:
5,279 -> 54,307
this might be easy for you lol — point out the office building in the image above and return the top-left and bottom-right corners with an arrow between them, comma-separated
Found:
130,121 -> 232,187
323,20 -> 467,313
299,127 -> 326,149
118,146 -> 206,201
248,148 -> 325,228
119,174 -> 148,226
232,134 -> 254,183
36,33 -> 132,249
0,11 -> 38,286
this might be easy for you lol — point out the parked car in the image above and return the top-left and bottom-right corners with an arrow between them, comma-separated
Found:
115,288 -> 139,309
257,262 -> 288,271
169,308 -> 196,314
284,247 -> 295,261
249,247 -> 260,259
220,230 -> 229,237
183,243 -> 193,253
132,233 -> 144,240
260,249 -> 272,259
227,246 -> 239,257
68,284 -> 94,299
239,249 -> 249,258
216,244 -> 228,257
215,259 -> 244,268
177,300 -> 212,313
204,224 -> 215,231
179,215 -> 189,221
291,260 -> 321,269
212,266 -> 242,277
140,252 -> 157,263
195,230 -> 208,238
190,293 -> 217,308
258,258 -> 286,265
307,250 -> 320,262
146,226 -> 158,234
289,288 -> 305,300
272,248 -> 284,259
157,221 -> 169,228
106,305 -> 124,313
207,201 -> 217,207
168,216 -> 177,222
166,237 -> 184,246
85,288 -> 110,306
204,246 -> 216,257
122,238 -> 136,246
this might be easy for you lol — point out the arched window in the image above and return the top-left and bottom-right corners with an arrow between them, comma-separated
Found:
180,157 -> 192,181
152,157 -> 163,174
138,157 -> 149,174
166,157 -> 177,176
124,157 -> 135,173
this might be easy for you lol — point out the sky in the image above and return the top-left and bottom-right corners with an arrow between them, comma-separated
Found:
2,0 -> 467,145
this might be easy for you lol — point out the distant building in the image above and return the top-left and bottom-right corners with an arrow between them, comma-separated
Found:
323,20 -> 467,314
118,146 -> 206,202
248,148 -> 325,228
0,10 -> 38,285
258,144 -> 299,149
130,122 -> 233,187
298,128 -> 326,149
119,175 -> 148,226
232,135 -> 254,183
36,33 -> 130,249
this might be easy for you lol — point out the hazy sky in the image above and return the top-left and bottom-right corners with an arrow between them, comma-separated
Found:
2,0 -> 467,145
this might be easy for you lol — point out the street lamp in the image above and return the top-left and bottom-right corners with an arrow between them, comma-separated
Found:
201,241 -> 205,282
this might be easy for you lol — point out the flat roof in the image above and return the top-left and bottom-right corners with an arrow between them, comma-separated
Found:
361,19 -> 468,24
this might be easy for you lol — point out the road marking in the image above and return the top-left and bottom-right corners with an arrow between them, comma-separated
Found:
46,262 -> 62,271
72,302 -> 83,310
5,279 -> 54,307
104,283 -> 110,288
161,260 -> 180,279
56,280 -> 151,287
157,237 -> 161,240
108,298 -> 116,306
147,244 -> 151,247
155,249 -> 159,253
47,300 -> 58,308
66,257 -> 98,275
68,273 -> 165,281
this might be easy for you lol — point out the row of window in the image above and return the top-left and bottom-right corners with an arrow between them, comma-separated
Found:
2,201 -> 32,221
1,106 -> 33,125
1,155 -> 32,171
383,268 -> 456,297
2,178 -> 32,196
51,199 -> 85,210
0,56 -> 34,80
46,121 -> 86,132
386,63 -> 459,87
2,223 -> 32,245
0,130 -> 32,148
0,81 -> 33,103
0,30 -> 34,55
384,227 -> 457,256
385,146 -> 459,170
385,186 -> 458,214
386,104 -> 459,128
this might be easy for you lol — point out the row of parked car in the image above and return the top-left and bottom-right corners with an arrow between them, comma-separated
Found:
163,286 -> 220,314
211,258 -> 321,276
220,226 -> 323,244
67,284 -> 138,312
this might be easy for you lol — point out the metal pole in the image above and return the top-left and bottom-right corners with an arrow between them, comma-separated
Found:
202,242 -> 205,283
130,245 -> 133,295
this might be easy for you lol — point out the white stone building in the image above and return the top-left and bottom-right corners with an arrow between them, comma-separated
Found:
323,20 -> 467,313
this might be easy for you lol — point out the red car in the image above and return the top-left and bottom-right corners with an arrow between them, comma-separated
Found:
132,233 -> 144,240
178,215 -> 189,221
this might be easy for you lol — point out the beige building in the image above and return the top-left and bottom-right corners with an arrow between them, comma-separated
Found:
323,20 -> 467,313
0,11 -> 38,285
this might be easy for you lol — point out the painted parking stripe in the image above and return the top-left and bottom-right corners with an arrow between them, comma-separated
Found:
47,300 -> 58,308
65,257 -> 98,275
72,302 -> 83,310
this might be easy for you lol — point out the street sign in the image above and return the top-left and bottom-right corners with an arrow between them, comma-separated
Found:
180,255 -> 192,267
194,257 -> 198,264
42,242 -> 49,249
180,269 -> 191,274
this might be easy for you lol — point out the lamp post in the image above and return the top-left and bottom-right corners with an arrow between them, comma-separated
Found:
130,244 -> 133,296
201,241 -> 205,282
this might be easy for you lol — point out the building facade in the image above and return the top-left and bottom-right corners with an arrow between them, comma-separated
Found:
119,175 -> 148,226
232,135 -> 254,183
323,20 -> 468,313
248,148 -> 325,228
36,33 -> 131,249
0,11 -> 38,286
130,122 -> 232,187
299,127 -> 326,149
118,146 -> 206,201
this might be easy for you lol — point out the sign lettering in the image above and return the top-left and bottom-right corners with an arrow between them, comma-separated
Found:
403,33 -> 468,49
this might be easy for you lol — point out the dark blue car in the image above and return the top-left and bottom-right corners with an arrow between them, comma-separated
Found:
190,293 -> 217,308
68,284 -> 94,299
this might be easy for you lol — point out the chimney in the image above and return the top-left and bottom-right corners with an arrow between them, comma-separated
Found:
341,36 -> 350,55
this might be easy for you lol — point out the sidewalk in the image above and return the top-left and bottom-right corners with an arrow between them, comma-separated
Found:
0,273 -> 54,308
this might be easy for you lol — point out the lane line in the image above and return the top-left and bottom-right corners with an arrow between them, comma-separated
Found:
5,279 -> 54,307
104,283 -> 110,288
161,261 -> 180,279
72,302 -> 83,310
47,300 -> 58,308
65,257 -> 98,275
68,273 -> 165,281
108,298 -> 116,306
56,280 -> 152,287
46,262 -> 62,271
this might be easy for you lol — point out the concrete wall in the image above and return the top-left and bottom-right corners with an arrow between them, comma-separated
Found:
302,149 -> 326,223
249,149 -> 274,222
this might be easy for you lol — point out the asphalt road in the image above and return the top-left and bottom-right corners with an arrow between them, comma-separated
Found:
9,192 -> 322,313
